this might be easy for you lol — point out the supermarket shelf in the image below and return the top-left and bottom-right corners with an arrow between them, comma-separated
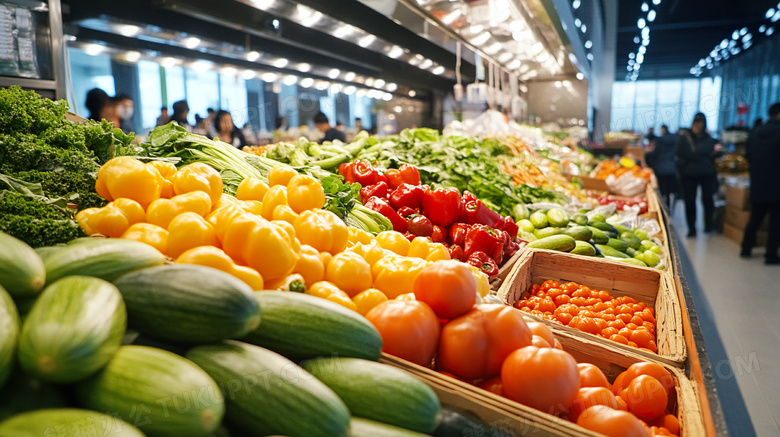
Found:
0,77 -> 58,90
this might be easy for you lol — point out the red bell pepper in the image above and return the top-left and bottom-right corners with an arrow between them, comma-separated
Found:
504,241 -> 520,259
365,197 -> 407,233
422,188 -> 463,227
461,191 -> 478,204
386,163 -> 421,189
403,232 -> 417,242
339,162 -> 357,184
467,251 -> 499,277
431,225 -> 447,243
352,160 -> 385,186
396,206 -> 417,218
360,182 -> 388,202
503,216 -> 519,241
448,223 -> 470,246
407,215 -> 433,237
464,200 -> 504,230
448,244 -> 466,261
464,224 -> 504,261
389,184 -> 425,209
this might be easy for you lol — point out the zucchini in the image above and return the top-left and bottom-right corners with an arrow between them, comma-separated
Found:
243,291 -> 382,361
18,276 -> 126,383
618,258 -> 650,268
77,345 -> 224,437
187,341 -> 350,437
527,235 -> 576,252
589,213 -> 606,222
594,244 -> 630,259
44,238 -> 165,284
620,232 -> 642,250
304,357 -> 440,433
511,204 -> 530,221
612,223 -> 631,235
563,226 -> 592,242
533,227 -> 562,239
572,213 -> 589,226
517,219 -> 535,234
0,409 -> 145,437
589,221 -> 619,236
529,211 -> 548,229
113,265 -> 261,344
625,247 -> 637,257
0,232 -> 45,298
350,417 -> 432,437
33,246 -> 63,263
570,241 -> 597,256
587,227 -> 609,245
606,238 -> 629,252
546,208 -> 570,227
0,286 -> 20,390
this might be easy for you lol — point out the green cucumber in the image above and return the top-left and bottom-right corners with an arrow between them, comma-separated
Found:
606,238 -> 629,252
618,258 -> 650,268
77,345 -> 224,437
612,223 -> 631,235
589,221 -> 619,236
529,211 -> 549,229
44,238 -> 165,284
634,229 -> 650,241
0,370 -> 68,421
563,226 -> 593,242
0,409 -> 145,437
570,241 -> 597,256
113,265 -> 261,344
33,246 -> 63,263
546,208 -> 570,227
187,341 -> 350,437
244,291 -> 381,361
350,417 -> 432,437
0,232 -> 45,298
595,245 -> 630,259
620,232 -> 642,250
533,227 -> 562,239
517,219 -> 535,234
519,232 -> 537,242
304,357 -> 440,433
642,251 -> 661,267
588,227 -> 609,244
626,247 -> 637,257
511,204 -> 530,221
526,235 -> 577,252
19,276 -> 126,383
590,213 -> 606,222
0,286 -> 20,390
572,213 -> 589,226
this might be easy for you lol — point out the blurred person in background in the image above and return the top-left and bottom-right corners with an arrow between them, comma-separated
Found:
213,110 -> 246,149
646,125 -> 678,210
156,107 -> 169,126
752,117 -> 764,131
242,122 -> 258,146
675,113 -> 719,237
645,126 -> 657,147
170,100 -> 192,132
314,112 -> 346,143
741,102 -> 780,264
355,118 -> 363,132
116,94 -> 135,134
336,120 -> 345,132
85,88 -> 110,122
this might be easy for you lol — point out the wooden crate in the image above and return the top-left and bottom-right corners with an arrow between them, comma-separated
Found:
497,249 -> 686,366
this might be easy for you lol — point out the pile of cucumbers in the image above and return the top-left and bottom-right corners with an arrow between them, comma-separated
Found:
515,207 -> 664,269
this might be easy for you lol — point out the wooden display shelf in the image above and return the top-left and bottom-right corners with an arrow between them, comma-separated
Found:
490,247 -> 526,291
497,249 -> 686,366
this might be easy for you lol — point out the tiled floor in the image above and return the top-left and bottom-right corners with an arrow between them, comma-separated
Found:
669,202 -> 780,437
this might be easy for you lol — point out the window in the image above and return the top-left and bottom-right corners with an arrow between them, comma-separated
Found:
185,68 -> 219,120
67,47 -> 114,118
164,65 -> 186,109
219,74 -> 248,126
137,60 -> 162,132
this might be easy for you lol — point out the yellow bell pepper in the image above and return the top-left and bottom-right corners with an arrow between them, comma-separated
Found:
171,162 -> 223,205
375,231 -> 411,256
348,226 -> 374,245
345,239 -> 384,266
293,209 -> 349,255
214,193 -> 241,210
325,252 -> 373,297
221,213 -> 297,281
146,191 -> 213,229
307,281 -> 357,311
207,205 -> 246,243
113,198 -> 146,224
75,199 -> 145,238
95,157 -> 163,208
75,208 -> 98,235
293,245 -> 325,285
272,205 -> 299,225
240,200 -> 264,216
264,273 -> 307,292
352,288 -> 388,315
371,254 -> 427,299
236,178 -> 269,202
396,293 -> 416,301
148,161 -> 177,198
261,185 -> 288,220
319,251 -> 333,269
268,165 -> 298,187
408,238 -> 451,262
286,174 -> 325,213
176,245 -> 264,290
121,223 -> 169,256
271,220 -> 302,254
167,212 -> 220,258
468,265 -> 490,298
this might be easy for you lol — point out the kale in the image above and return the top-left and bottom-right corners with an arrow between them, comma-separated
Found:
0,86 -> 69,135
0,191 -> 85,248
11,170 -> 106,210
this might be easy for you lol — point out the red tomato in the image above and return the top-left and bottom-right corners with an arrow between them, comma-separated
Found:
501,346 -> 580,414
552,338 -> 564,350
567,387 -> 619,423
526,321 -> 555,346
623,362 -> 675,397
478,376 -> 504,396
531,334 -> 552,348
413,260 -> 476,319
366,300 -> 440,367
576,405 -> 651,437
578,363 -> 610,388
625,375 -> 668,421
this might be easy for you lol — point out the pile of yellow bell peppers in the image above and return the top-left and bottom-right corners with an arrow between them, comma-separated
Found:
78,157 -> 489,316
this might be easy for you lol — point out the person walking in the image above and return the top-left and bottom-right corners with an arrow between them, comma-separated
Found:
740,102 -> 780,264
675,113 -> 719,237
115,94 -> 135,134
314,112 -> 346,143
646,125 -> 678,210
170,100 -> 192,132
156,107 -> 169,126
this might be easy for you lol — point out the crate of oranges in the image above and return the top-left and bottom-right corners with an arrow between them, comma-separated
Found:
498,249 -> 685,366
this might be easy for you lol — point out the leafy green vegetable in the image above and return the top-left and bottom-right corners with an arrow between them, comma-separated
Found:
321,175 -> 362,220
0,190 -> 86,248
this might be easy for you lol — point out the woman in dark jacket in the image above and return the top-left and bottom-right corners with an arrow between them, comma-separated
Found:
675,113 -> 719,237
646,125 -> 678,210
169,100 -> 193,132
212,110 -> 247,149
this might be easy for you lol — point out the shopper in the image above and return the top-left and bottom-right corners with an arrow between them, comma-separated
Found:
646,125 -> 678,210
336,120 -> 345,132
314,112 -> 346,143
740,102 -> 780,264
85,88 -> 110,122
213,110 -> 247,149
675,113 -> 719,237
116,94 -> 135,134
752,117 -> 764,131
355,118 -> 363,132
645,126 -> 657,146
170,100 -> 192,132
156,107 -> 169,126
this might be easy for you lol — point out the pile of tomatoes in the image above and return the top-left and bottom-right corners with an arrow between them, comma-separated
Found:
364,261 -> 677,437
514,280 -> 658,353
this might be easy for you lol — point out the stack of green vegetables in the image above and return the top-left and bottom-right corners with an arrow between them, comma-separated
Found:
0,87 -> 133,247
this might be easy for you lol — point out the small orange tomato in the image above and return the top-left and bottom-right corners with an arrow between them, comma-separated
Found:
366,300 -> 440,367
625,375 -> 668,421
501,346 -> 580,414
623,362 -> 675,396
567,387 -> 619,423
526,322 -> 555,346
576,405 -> 650,437
531,335 -> 552,348
578,363 -> 610,388
478,376 -> 504,396
413,260 -> 476,320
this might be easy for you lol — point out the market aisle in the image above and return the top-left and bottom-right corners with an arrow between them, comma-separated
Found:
670,203 -> 780,437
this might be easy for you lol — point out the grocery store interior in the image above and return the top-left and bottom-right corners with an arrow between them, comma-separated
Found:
2,0 -> 780,436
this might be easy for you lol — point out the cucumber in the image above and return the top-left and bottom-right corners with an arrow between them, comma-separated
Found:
589,221 -> 619,236
595,244 -> 630,259
0,286 -> 20,390
546,208 -> 570,227
519,232 -> 537,242
433,407 -> 494,437
350,417 -> 432,437
533,227 -> 562,239
563,226 -> 592,242
526,235 -> 576,252
187,341 -> 350,437
612,223 -> 631,235
243,291 -> 382,361
33,246 -> 63,263
131,333 -> 190,357
0,232 -> 45,298
0,409 -> 145,437
18,276 -> 126,383
572,213 -> 589,226
618,258 -> 650,268
77,345 -> 224,437
642,251 -> 661,267
0,370 -> 68,421
517,219 -> 535,234
113,265 -> 261,344
304,357 -> 440,433
634,229 -> 650,241
511,204 -> 530,221
626,247 -> 637,257
570,241 -> 597,256
590,213 -> 606,222
44,238 -> 165,284
620,232 -> 642,250
587,227 -> 609,244
606,238 -> 629,252
529,211 -> 549,229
